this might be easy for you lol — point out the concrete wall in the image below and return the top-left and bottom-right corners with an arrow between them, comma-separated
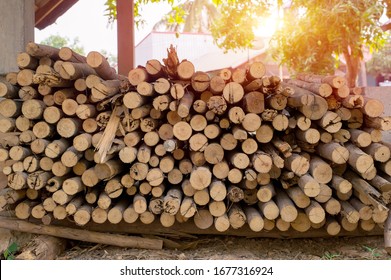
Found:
0,0 -> 34,74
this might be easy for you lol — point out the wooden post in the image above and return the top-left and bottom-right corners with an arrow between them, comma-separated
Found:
117,0 -> 134,75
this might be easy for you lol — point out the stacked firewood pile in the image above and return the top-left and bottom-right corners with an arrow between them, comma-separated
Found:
0,43 -> 390,236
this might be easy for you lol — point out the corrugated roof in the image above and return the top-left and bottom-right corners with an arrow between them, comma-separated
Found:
35,0 -> 78,30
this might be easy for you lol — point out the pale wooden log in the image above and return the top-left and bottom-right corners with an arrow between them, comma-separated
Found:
350,197 -> 373,220
295,114 -> 311,131
241,113 -> 262,132
9,146 -> 31,161
193,99 -> 208,114
251,152 -> 273,173
298,174 -> 321,197
74,78 -> 87,92
193,209 -> 213,229
304,200 -> 326,224
61,177 -> 85,196
271,114 -> 289,131
194,188 -> 210,206
284,153 -> 309,176
0,99 -> 22,118
22,155 -> 40,173
241,138 -> 258,156
206,180 -> 226,202
348,128 -> 372,148
0,217 -> 163,249
44,139 -> 69,159
372,208 -> 389,224
178,197 -> 196,218
81,167 -> 100,187
159,212 -> 175,228
181,179 -> 196,197
323,217 -> 341,236
314,183 -> 332,203
58,62 -> 96,80
226,204 -> 246,229
18,85 -> 38,101
189,166 -> 212,191
5,72 -> 18,85
123,91 -> 147,109
148,197 -> 164,215
39,157 -> 54,172
31,203 -> 46,219
242,91 -> 264,113
97,192 -> 111,210
0,80 -> 18,98
227,168 -> 243,184
255,124 -> 273,143
378,160 -> 391,176
52,189 -> 74,206
344,170 -> 388,212
17,69 -> 35,86
275,190 -> 298,223
65,196 -> 84,215
26,171 -> 52,190
152,94 -> 171,111
363,143 -> 390,163
309,156 -> 333,184
107,199 -> 129,224
159,155 -> 175,173
82,118 -> 98,134
190,71 -> 210,92
95,160 -> 123,180
258,200 -> 279,220
15,200 -> 39,219
342,95 -> 364,109
220,133 -> 238,151
256,183 -> 275,203
286,186 -> 311,208
333,128 -> 351,143
219,118 -> 230,129
361,97 -> 384,118
364,116 -> 391,131
43,197 -> 57,213
91,207 -> 108,224
206,95 -> 227,115
163,188 -> 183,215
316,142 -> 349,164
295,128 -> 320,145
340,201 -> 360,224
266,94 -> 287,111
345,143 -> 374,174
189,133 -> 208,152
123,204 -> 139,224
214,214 -> 230,232
359,218 -> 376,232
19,130 -> 36,144
209,75 -> 225,94
15,115 -> 33,132
42,106 -> 63,125
291,211 -> 311,232
86,51 -> 117,80
317,111 -> 342,133
212,160 -> 230,180
298,95 -> 328,120
228,106 -> 245,124
73,205 -> 92,226
173,121 -> 192,141
369,174 -> 391,195
25,189 -> 40,200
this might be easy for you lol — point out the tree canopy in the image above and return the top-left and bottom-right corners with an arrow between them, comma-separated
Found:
105,0 -> 390,86
40,34 -> 85,55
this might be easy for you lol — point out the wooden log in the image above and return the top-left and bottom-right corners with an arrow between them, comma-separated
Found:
0,80 -> 18,98
314,183 -> 332,203
15,199 -> 39,219
255,124 -> 274,143
295,128 -> 320,145
298,174 -> 321,197
364,116 -> 391,131
163,188 -> 183,215
316,142 -> 349,164
287,79 -> 332,97
309,156 -> 333,184
361,97 -> 384,118
284,153 -> 309,176
242,91 -> 264,113
257,183 -> 275,203
0,99 -> 22,118
275,190 -> 298,223
298,95 -> 328,120
86,51 -> 117,80
363,143 -> 390,163
286,186 -> 311,208
189,166 -> 212,191
345,143 -> 374,174
317,111 -> 342,133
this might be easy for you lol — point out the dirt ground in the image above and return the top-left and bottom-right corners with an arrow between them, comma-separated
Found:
56,235 -> 390,260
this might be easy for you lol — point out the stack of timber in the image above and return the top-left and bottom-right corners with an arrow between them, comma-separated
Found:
0,43 -> 390,238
